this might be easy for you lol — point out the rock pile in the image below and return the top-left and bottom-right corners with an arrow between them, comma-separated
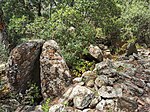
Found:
47,48 -> 150,112
0,39 -> 150,112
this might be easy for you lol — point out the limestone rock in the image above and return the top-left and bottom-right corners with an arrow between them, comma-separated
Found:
82,108 -> 97,112
49,104 -> 64,112
73,77 -> 82,84
40,40 -> 72,99
82,71 -> 96,79
95,75 -> 108,87
89,45 -> 103,62
86,79 -> 94,88
73,94 -> 93,109
33,105 -> 43,112
6,41 -> 43,93
89,97 -> 99,108
94,61 -> 108,72
96,99 -> 106,110
63,85 -> 93,101
98,86 -> 122,98
118,97 -> 138,112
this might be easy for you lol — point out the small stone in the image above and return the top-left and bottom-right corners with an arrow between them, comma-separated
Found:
86,79 -> 94,87
82,71 -> 96,80
77,82 -> 85,86
145,97 -> 150,104
95,75 -> 108,87
94,62 -> 108,72
49,104 -> 64,112
73,77 -> 83,83
34,105 -> 43,112
63,107 -> 82,112
147,83 -> 150,88
82,108 -> 96,112
105,99 -> 115,109
96,99 -> 106,110
89,45 -> 103,62
125,82 -> 144,96
118,97 -> 138,112
0,63 -> 5,72
73,94 -> 93,109
98,86 -> 122,98
89,98 -> 99,108
63,85 -> 93,101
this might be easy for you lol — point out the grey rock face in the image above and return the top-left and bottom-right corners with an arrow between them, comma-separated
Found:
40,40 -> 72,99
6,41 -> 43,93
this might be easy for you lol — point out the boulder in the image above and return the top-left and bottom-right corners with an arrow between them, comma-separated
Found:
96,99 -> 106,110
40,40 -> 72,99
73,94 -> 93,109
89,45 -> 103,62
98,86 -> 122,98
118,97 -> 138,112
126,42 -> 138,56
6,41 -> 43,93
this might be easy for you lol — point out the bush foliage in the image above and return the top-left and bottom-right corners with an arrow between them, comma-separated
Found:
0,0 -> 149,67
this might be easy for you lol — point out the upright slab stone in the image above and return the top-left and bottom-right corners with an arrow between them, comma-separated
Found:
40,40 -> 72,99
6,41 -> 43,93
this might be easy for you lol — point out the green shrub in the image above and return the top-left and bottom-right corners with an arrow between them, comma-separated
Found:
25,7 -> 96,67
116,0 -> 150,41
23,84 -> 41,105
72,60 -> 95,77
42,98 -> 51,112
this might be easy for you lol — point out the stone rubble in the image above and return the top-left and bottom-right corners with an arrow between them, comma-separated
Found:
0,40 -> 150,112
48,48 -> 150,112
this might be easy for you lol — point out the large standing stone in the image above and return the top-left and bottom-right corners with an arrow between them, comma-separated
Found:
40,40 -> 72,99
6,41 -> 43,93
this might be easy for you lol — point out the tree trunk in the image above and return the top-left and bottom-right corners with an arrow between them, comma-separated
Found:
38,0 -> 42,16
0,8 -> 4,43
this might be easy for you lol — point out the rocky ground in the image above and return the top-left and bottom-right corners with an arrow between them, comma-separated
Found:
0,40 -> 150,112
46,48 -> 150,112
